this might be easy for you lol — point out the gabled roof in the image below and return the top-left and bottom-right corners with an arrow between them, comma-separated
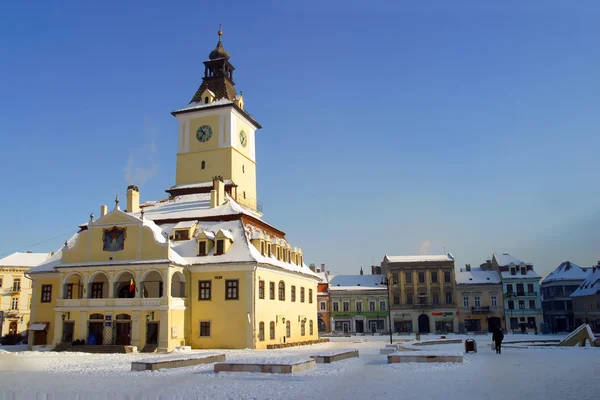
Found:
494,253 -> 532,267
384,254 -> 454,263
456,267 -> 501,285
570,267 -> 600,297
542,261 -> 590,284
0,252 -> 52,268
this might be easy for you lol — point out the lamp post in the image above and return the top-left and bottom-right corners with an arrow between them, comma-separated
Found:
381,275 -> 398,344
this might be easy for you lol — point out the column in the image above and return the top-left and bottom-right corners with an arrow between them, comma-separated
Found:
108,271 -> 115,298
131,310 -> 141,348
82,272 -> 89,298
398,268 -> 405,306
438,269 -> 444,303
135,270 -> 142,298
159,310 -> 169,352
77,311 -> 88,341
412,270 -> 418,295
425,269 -> 431,305
53,311 -> 63,346
58,273 -> 65,299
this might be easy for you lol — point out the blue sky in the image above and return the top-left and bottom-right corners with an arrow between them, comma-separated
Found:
1,1 -> 598,277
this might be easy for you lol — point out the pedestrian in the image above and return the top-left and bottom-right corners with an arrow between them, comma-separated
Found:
492,327 -> 504,354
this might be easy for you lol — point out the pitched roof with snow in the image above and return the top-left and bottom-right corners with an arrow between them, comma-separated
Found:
0,252 -> 52,268
384,254 -> 454,263
494,253 -> 532,267
500,270 -> 541,280
541,261 -> 590,284
456,267 -> 501,285
570,267 -> 600,297
329,274 -> 386,292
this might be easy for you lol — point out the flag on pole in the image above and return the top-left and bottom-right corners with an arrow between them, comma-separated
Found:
129,279 -> 135,293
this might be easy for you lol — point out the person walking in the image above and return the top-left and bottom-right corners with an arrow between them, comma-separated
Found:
492,327 -> 504,354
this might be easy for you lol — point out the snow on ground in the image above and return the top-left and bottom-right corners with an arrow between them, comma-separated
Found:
0,334 -> 598,399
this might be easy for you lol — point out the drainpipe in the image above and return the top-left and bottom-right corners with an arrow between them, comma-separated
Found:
251,263 -> 258,348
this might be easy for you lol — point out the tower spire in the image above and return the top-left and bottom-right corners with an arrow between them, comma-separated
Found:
218,24 -> 223,42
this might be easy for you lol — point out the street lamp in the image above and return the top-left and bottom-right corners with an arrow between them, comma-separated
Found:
381,275 -> 398,344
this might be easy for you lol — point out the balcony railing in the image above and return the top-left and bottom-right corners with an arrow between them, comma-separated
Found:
506,291 -> 538,298
471,306 -> 491,313
10,285 -> 21,293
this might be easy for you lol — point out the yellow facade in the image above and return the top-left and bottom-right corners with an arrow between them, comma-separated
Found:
0,268 -> 32,337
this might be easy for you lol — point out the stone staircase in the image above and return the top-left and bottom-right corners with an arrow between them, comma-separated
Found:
55,344 -> 128,354
141,344 -> 158,353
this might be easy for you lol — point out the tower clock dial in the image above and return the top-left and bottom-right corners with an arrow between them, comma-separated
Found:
239,130 -> 247,147
196,125 -> 213,142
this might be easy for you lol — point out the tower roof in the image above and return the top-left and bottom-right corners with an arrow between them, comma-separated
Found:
209,39 -> 230,60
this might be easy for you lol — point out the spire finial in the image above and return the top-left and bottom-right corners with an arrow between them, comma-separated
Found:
115,195 -> 120,210
218,24 -> 223,42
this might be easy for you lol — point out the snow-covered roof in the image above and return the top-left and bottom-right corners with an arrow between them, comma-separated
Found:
173,220 -> 198,230
456,267 -> 501,285
172,98 -> 233,114
218,229 -> 234,241
384,254 -> 454,263
315,271 -> 329,284
0,252 -> 52,268
500,270 -> 541,280
570,267 -> 600,297
541,261 -> 590,284
166,180 -> 236,191
137,193 -> 260,222
494,253 -> 532,267
329,275 -> 386,291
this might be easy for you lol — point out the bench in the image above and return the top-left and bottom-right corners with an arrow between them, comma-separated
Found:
311,350 -> 359,363
387,351 -> 463,364
214,359 -> 315,374
131,353 -> 225,371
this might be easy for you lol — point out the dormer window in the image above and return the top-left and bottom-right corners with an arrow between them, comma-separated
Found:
174,230 -> 189,241
511,268 -> 516,276
276,247 -> 280,260
204,96 -> 209,104
216,239 -> 225,255
521,267 -> 526,275
260,241 -> 265,255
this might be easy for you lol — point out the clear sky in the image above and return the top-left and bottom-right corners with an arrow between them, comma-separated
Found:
1,1 -> 599,278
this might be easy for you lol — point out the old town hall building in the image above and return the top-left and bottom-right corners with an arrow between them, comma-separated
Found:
28,30 -> 320,352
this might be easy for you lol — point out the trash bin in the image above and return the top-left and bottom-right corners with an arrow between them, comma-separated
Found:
465,338 -> 477,353
87,333 -> 96,345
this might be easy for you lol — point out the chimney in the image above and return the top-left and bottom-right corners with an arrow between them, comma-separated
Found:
212,176 -> 225,207
309,263 -> 316,272
465,264 -> 471,272
100,205 -> 108,217
126,185 -> 140,213
210,190 -> 217,208
320,263 -> 326,273
360,267 -> 363,275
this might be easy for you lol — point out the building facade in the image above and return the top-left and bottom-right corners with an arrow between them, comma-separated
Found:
381,254 -> 458,334
570,263 -> 600,332
455,264 -> 504,333
541,261 -> 589,332
484,254 -> 543,333
28,30 -> 320,352
0,252 -> 51,338
329,274 -> 388,334
313,264 -> 331,333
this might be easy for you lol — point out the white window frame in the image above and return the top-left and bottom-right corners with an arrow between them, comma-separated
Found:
333,302 -> 339,312
320,301 -> 326,311
474,296 -> 481,307
491,295 -> 497,307
379,300 -> 386,311
463,296 -> 469,307
356,301 -> 362,312
342,301 -> 349,312
369,301 -> 375,311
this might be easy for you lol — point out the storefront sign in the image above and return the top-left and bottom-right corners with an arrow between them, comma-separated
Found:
432,312 -> 443,316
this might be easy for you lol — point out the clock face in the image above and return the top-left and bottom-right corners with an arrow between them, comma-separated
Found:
239,130 -> 247,147
196,125 -> 212,142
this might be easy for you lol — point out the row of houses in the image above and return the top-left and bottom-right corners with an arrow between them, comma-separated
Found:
313,254 -> 600,335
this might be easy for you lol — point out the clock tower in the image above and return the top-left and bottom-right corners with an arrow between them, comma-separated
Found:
171,29 -> 262,211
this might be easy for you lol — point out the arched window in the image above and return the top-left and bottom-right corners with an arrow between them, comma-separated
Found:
204,96 -> 209,104
301,320 -> 306,336
278,281 -> 285,301
286,321 -> 291,338
89,313 -> 104,320
309,320 -> 314,335
8,321 -> 18,335
270,321 -> 275,340
259,322 -> 265,341
201,161 -> 206,169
